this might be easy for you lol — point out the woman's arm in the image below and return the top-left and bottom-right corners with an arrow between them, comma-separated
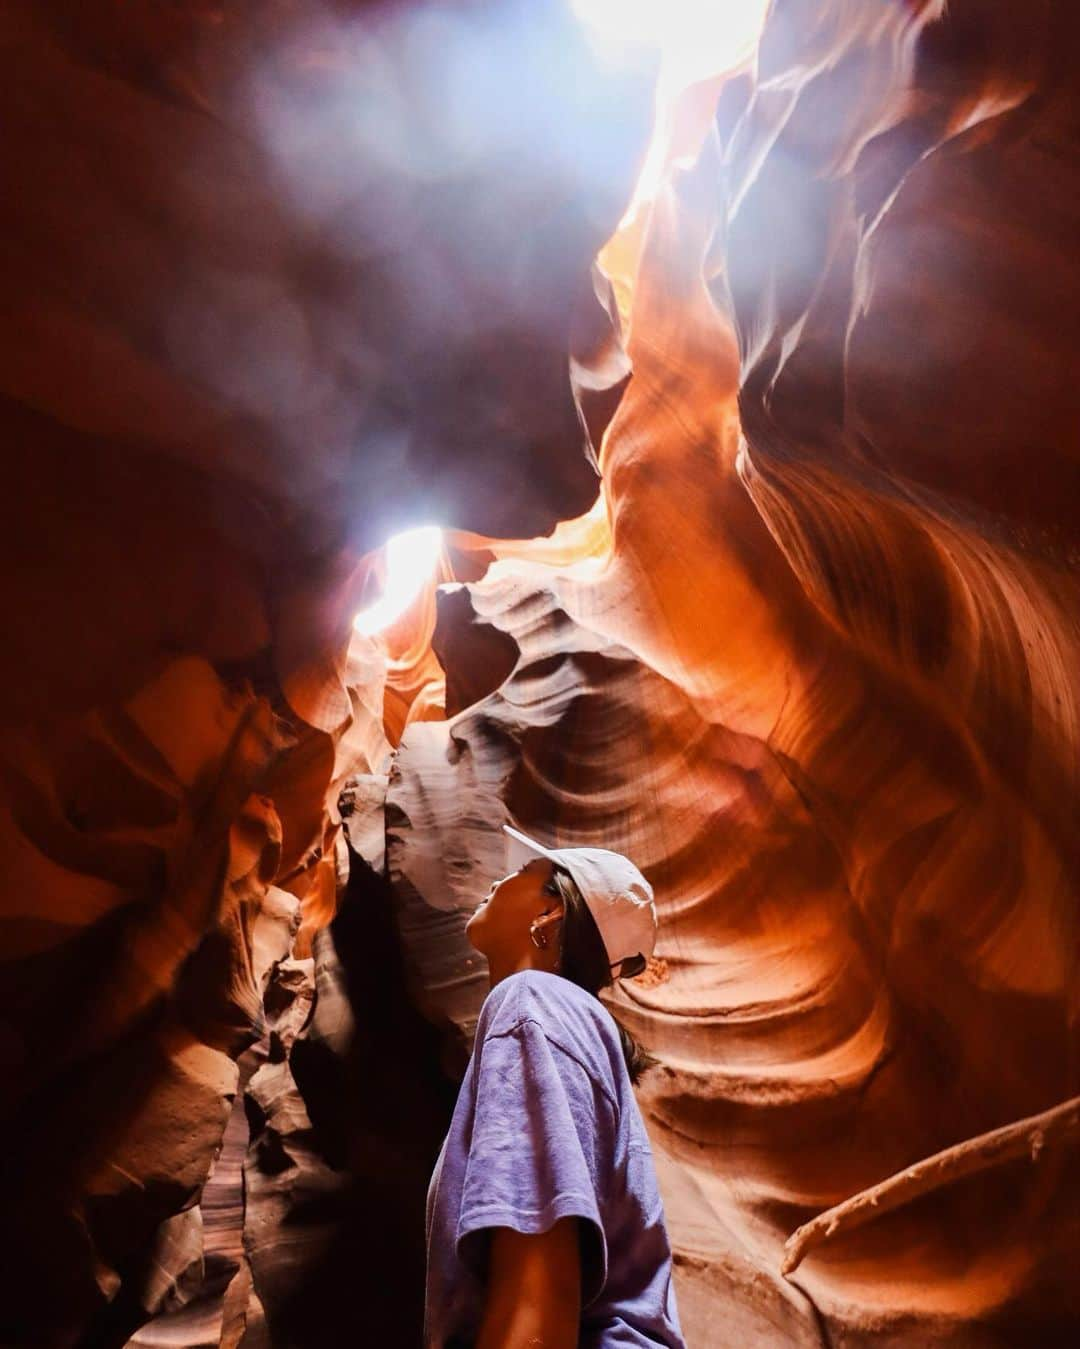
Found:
475,1216 -> 581,1349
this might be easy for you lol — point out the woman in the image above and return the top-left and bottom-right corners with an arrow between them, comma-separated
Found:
424,824 -> 686,1348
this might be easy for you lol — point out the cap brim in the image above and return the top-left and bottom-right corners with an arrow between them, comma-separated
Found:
503,823 -> 555,872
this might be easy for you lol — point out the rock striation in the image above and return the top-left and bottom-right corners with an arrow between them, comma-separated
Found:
0,1 -> 1076,1346
0,1 -> 647,1343
387,0 -> 1080,1341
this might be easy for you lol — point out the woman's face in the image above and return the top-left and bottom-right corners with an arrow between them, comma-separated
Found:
465,856 -> 562,960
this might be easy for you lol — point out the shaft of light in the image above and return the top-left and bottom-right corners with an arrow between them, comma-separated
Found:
571,0 -> 771,90
353,525 -> 443,636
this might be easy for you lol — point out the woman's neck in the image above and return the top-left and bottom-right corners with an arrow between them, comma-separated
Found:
486,947 -> 561,989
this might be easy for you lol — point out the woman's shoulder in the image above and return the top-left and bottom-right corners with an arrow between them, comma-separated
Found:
480,968 -> 595,1024
479,971 -> 622,1066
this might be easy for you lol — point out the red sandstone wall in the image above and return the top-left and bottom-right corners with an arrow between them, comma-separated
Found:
0,1 -> 1076,1345
380,1 -> 1080,1341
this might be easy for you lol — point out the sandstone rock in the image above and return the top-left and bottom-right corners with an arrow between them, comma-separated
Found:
1,1 -> 1076,1344
0,3 -> 650,1339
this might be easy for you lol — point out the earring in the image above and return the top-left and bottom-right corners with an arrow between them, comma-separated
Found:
529,924 -> 548,949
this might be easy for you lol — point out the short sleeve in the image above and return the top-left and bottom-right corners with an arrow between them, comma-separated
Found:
456,1016 -> 611,1307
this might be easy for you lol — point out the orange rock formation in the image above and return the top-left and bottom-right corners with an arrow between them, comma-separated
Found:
0,1 -> 1076,1346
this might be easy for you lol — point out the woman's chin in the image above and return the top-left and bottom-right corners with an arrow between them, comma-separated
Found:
464,909 -> 485,951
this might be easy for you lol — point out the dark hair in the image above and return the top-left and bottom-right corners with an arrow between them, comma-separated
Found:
545,866 -> 659,1085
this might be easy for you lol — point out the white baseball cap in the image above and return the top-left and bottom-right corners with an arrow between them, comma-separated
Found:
503,823 -> 657,971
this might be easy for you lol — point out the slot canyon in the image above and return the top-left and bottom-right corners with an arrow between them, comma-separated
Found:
1,0 -> 1077,1345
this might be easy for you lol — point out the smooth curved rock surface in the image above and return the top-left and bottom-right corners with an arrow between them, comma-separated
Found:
385,1 -> 1079,1342
1,0 -> 1077,1345
0,2 -> 649,1342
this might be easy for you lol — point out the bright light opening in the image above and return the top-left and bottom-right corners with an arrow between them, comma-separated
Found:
353,524 -> 443,636
571,0 -> 770,92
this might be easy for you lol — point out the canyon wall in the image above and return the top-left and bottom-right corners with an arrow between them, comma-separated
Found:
0,2 -> 648,1343
0,1 -> 1076,1345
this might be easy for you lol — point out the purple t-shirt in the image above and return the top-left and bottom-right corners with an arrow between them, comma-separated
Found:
424,968 -> 685,1348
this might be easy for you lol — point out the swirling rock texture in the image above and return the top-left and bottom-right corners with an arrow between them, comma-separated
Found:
389,0 -> 1080,1343
0,1 -> 649,1344
1,1 -> 1077,1347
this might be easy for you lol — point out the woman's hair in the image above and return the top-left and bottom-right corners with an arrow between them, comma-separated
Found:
547,865 -> 659,1085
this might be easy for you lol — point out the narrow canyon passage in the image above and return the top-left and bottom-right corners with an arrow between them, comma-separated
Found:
0,2 -> 1077,1346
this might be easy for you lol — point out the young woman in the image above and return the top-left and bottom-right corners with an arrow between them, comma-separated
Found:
424,825 -> 686,1348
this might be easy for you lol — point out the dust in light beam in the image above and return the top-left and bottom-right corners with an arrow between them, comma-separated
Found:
573,0 -> 771,215
571,0 -> 771,91
354,6 -> 771,639
353,525 -> 444,636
